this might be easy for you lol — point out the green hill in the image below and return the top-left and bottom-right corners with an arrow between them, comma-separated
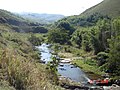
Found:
57,0 -> 120,27
0,9 -> 48,33
0,9 -> 27,24
81,0 -> 120,18
0,9 -> 63,90
0,9 -> 29,32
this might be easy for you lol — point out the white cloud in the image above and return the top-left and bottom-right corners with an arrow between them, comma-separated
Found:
0,0 -> 103,16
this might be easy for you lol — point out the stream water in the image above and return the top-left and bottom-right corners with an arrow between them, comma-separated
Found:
36,43 -> 113,90
36,43 -> 90,84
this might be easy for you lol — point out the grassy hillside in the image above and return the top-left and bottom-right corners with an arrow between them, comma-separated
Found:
57,0 -> 120,29
0,9 -> 27,24
81,0 -> 120,18
0,9 -> 29,32
57,0 -> 120,28
0,31 -> 63,90
0,9 -> 63,90
0,9 -> 48,33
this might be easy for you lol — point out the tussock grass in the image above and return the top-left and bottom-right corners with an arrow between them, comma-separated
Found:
0,32 -> 63,90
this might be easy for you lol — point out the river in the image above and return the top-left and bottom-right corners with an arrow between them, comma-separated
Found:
36,43 -> 90,84
36,43 -> 112,90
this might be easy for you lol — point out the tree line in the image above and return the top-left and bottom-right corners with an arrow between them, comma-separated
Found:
47,13 -> 120,77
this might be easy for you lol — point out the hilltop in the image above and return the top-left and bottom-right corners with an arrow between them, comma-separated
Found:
81,0 -> 120,18
57,0 -> 120,27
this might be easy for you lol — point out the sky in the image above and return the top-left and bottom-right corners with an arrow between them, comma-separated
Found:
0,0 -> 103,16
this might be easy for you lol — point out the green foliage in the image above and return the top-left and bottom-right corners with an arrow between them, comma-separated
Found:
107,18 -> 120,76
112,18 -> 120,37
47,29 -> 69,44
90,19 -> 111,54
71,28 -> 92,51
97,52 -> 108,66
47,56 -> 59,85
28,33 -> 43,45
48,21 -> 74,45
56,21 -> 75,35
59,13 -> 110,27
31,26 -> 48,33
71,29 -> 82,48
108,36 -> 120,75
51,11 -> 120,79
72,59 -> 104,78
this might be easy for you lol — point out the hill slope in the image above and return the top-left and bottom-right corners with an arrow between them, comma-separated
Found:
57,0 -> 120,27
81,0 -> 120,18
0,9 -> 30,26
0,9 -> 48,33
0,9 -> 31,32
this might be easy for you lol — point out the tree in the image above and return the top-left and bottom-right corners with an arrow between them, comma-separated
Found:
56,21 -> 75,35
97,52 -> 108,66
71,28 -> 92,51
90,19 -> 111,54
81,29 -> 92,51
47,29 -> 69,44
71,29 -> 82,48
28,34 -> 43,45
107,18 -> 120,75
90,27 -> 102,54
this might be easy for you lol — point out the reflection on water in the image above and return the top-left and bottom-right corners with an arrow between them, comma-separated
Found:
37,43 -> 90,84
58,63 -> 89,84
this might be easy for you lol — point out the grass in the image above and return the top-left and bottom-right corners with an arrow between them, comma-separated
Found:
0,81 -> 15,90
81,0 -> 120,18
72,58 -> 105,79
0,32 -> 64,90
0,50 -> 63,90
52,43 -> 104,80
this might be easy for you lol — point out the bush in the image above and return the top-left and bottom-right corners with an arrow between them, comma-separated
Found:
97,52 -> 108,66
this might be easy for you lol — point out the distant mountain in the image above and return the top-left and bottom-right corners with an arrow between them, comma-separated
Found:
17,12 -> 65,24
0,9 -> 48,33
81,0 -> 120,18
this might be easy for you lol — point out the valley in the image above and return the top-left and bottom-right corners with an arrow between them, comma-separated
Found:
0,0 -> 120,90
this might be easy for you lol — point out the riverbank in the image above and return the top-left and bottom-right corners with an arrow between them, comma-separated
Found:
58,76 -> 90,90
39,43 -> 120,90
72,59 -> 105,80
57,49 -> 120,89
58,51 -> 104,80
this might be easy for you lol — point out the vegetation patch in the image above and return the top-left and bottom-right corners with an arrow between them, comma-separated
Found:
72,58 -> 104,79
